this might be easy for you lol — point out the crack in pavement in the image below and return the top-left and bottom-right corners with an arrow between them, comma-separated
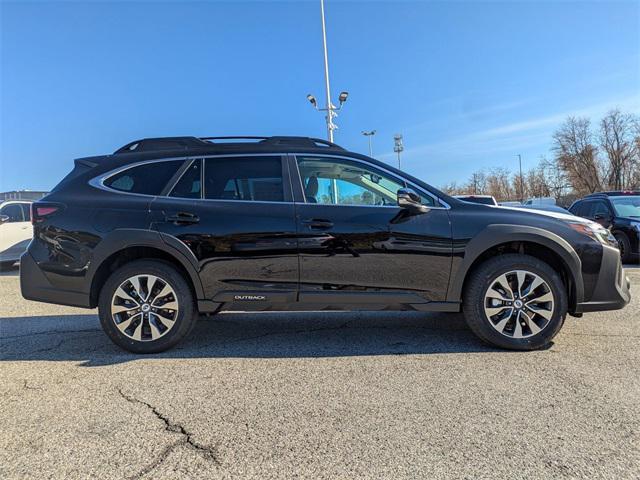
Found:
118,388 -> 220,479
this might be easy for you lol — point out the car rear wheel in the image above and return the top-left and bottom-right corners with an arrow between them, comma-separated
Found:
463,254 -> 568,350
98,260 -> 197,353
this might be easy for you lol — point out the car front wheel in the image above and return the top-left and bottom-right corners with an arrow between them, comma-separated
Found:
98,260 -> 197,353
463,254 -> 568,350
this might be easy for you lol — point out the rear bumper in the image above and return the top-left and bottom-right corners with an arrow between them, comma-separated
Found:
20,251 -> 92,308
575,245 -> 631,313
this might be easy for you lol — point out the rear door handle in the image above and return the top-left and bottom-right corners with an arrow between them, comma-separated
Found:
166,212 -> 200,225
302,218 -> 334,230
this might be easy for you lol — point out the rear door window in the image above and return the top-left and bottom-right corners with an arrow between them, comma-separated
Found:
170,160 -> 202,199
104,160 -> 185,195
203,156 -> 284,202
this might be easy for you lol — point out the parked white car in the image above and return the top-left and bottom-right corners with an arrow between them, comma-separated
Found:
0,201 -> 33,268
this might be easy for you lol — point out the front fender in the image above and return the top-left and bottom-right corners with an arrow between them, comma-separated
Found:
446,224 -> 584,307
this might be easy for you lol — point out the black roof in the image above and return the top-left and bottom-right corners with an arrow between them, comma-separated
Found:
113,136 -> 345,155
584,191 -> 640,198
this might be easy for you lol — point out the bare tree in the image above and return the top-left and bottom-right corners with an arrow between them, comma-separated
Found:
600,109 -> 639,190
552,117 -> 602,195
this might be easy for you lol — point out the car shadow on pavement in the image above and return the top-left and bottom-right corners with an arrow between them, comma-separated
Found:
0,310 -> 515,366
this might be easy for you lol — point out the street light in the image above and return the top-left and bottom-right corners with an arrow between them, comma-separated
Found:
393,134 -> 404,169
361,130 -> 376,156
306,0 -> 349,142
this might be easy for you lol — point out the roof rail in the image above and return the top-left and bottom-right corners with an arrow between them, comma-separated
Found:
114,137 -> 208,154
201,136 -> 345,150
114,135 -> 345,155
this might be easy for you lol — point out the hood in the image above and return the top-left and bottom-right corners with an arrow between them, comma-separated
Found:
495,205 -> 586,223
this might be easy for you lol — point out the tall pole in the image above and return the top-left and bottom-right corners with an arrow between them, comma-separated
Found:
320,0 -> 333,142
517,154 -> 523,202
394,134 -> 404,170
361,130 -> 376,157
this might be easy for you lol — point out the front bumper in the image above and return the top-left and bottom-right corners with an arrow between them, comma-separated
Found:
20,251 -> 92,308
575,245 -> 631,313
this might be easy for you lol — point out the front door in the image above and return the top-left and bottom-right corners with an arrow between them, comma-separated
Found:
150,155 -> 299,305
290,155 -> 452,305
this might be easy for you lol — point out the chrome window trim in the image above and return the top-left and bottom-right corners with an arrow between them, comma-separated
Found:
89,152 -> 450,210
292,153 -> 450,210
89,153 -> 288,201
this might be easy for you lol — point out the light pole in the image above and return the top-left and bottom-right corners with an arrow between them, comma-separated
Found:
516,154 -> 523,203
393,134 -> 404,169
306,0 -> 348,142
361,130 -> 376,156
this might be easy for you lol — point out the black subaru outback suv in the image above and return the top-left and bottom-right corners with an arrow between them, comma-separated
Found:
21,136 -> 631,353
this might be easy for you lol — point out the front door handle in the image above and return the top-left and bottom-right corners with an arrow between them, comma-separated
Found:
302,218 -> 334,230
166,212 -> 200,225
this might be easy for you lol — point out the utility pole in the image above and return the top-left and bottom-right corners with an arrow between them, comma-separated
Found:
517,154 -> 523,203
393,134 -> 404,169
361,130 -> 376,156
306,0 -> 348,142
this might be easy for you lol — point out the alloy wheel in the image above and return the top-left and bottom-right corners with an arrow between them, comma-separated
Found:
111,274 -> 179,342
483,270 -> 555,339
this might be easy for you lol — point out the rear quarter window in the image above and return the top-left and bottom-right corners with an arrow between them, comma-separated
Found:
104,160 -> 185,195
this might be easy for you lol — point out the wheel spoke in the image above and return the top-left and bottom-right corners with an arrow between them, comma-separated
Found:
153,311 -> 176,328
114,287 -> 139,306
116,313 -> 141,334
528,303 -> 554,320
513,311 -> 524,338
493,313 -> 512,334
523,276 -> 544,298
149,316 -> 163,340
516,271 -> 527,297
144,275 -> 159,302
521,310 -> 541,335
129,276 -> 145,302
494,274 -> 514,300
131,317 -> 144,341
528,291 -> 553,304
151,283 -> 174,306
112,303 -> 138,314
485,305 -> 509,317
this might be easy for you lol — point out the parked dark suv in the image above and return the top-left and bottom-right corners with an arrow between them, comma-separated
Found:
21,136 -> 631,353
569,191 -> 640,263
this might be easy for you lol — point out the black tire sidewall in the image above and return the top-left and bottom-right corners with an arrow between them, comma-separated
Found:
463,254 -> 568,350
98,260 -> 196,353
613,232 -> 632,264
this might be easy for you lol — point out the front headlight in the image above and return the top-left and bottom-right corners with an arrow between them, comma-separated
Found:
568,221 -> 617,246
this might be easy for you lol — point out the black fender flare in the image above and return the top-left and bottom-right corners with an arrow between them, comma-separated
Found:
446,224 -> 584,306
87,229 -> 204,299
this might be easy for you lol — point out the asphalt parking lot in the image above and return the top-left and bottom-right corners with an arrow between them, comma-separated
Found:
1,266 -> 639,479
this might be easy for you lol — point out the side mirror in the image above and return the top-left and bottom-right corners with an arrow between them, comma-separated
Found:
397,188 -> 430,214
0,214 -> 9,224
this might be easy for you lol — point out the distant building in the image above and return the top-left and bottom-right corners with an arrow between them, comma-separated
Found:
0,190 -> 48,201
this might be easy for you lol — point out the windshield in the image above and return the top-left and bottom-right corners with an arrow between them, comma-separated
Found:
610,196 -> 640,217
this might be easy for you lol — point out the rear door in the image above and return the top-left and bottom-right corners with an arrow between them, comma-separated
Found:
150,155 -> 299,305
289,154 -> 453,305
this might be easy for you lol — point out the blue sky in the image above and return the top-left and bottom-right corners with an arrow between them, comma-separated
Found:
1,0 -> 638,192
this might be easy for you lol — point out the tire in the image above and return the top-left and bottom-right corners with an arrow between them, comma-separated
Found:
463,254 -> 568,351
98,260 -> 197,353
613,232 -> 633,264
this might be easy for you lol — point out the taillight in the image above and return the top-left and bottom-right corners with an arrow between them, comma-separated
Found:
31,203 -> 63,224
